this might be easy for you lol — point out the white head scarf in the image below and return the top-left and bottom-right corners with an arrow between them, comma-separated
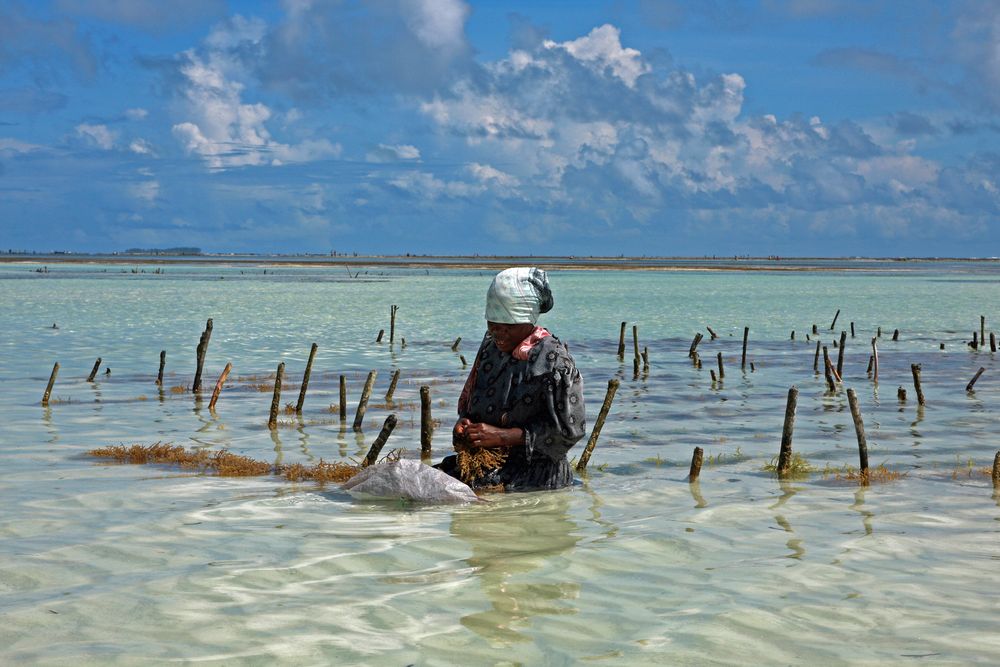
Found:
485,267 -> 554,324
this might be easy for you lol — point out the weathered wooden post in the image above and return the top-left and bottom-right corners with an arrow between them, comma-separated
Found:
991,332 -> 997,353
156,350 -> 165,386
642,346 -> 650,373
707,326 -> 718,340
339,374 -> 347,421
688,332 -> 703,358
632,324 -> 640,365
87,358 -> 102,382
353,370 -> 377,430
830,309 -> 840,330
41,362 -> 59,406
741,327 -> 749,370
822,347 -> 836,391
777,386 -> 798,475
390,305 -> 398,345
837,331 -> 847,378
193,318 -> 213,393
813,340 -> 821,372
451,337 -> 461,351
295,343 -> 318,414
911,363 -> 925,405
871,338 -> 879,383
689,447 -> 704,482
617,322 -> 627,360
897,386 -> 907,402
966,367 -> 986,393
981,315 -> 986,347
208,362 -> 232,411
576,378 -> 620,472
375,329 -> 384,343
717,352 -> 724,380
268,362 -> 284,429
420,386 -> 432,459
385,368 -> 401,402
362,415 -> 398,467
850,322 -> 855,338
892,329 -> 900,341
847,388 -> 869,476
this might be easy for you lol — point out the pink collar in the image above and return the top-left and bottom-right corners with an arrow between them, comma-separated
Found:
512,327 -> 551,360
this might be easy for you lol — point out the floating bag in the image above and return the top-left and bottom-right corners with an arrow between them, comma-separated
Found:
341,459 -> 480,503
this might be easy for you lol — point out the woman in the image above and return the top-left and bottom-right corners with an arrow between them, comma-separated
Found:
436,267 -> 586,491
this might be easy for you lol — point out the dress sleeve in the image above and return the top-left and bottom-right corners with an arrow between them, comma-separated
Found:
523,351 -> 586,462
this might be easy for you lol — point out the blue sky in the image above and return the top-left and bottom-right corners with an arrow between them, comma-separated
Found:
0,0 -> 997,256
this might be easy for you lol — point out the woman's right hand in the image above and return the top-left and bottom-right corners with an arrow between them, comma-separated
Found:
453,418 -> 472,445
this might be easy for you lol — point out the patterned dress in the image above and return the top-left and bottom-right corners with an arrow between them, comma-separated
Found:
437,333 -> 586,491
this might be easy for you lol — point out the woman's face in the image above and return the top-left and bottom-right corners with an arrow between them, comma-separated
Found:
487,321 -> 536,353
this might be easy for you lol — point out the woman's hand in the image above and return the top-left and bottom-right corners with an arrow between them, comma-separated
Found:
464,422 -> 524,449
453,418 -> 472,446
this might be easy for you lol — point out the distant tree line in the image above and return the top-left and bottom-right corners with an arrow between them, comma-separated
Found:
122,247 -> 202,255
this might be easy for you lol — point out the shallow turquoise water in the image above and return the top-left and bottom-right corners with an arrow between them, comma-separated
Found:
2,260 -> 999,664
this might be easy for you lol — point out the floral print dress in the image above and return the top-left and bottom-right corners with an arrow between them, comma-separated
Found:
437,333 -> 586,491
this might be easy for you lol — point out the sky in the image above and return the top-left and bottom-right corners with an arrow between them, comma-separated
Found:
0,0 -> 998,257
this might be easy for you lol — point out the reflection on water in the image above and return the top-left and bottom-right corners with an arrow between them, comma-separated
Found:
452,494 -> 580,646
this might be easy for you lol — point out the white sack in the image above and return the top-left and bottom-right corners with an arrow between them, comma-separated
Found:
341,459 -> 480,503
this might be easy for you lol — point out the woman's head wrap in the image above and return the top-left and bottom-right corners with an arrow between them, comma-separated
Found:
485,267 -> 554,324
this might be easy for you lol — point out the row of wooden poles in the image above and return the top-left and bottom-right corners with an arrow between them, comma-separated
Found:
40,311 -> 622,473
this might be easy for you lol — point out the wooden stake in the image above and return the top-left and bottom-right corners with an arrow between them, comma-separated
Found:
717,352 -> 724,379
871,338 -> 879,384
193,318 -> 212,393
41,362 -> 59,406
991,332 -> 997,353
972,331 -> 979,350
632,324 -> 640,362
741,327 -> 749,370
156,350 -> 165,386
877,326 -> 882,338
814,340 -> 821,372
830,309 -> 840,330
688,332 -> 703,358
385,368 -> 401,402
707,326 -> 718,340
846,388 -> 869,475
420,386 -> 432,459
812,324 -> 818,335
208,362 -> 232,411
911,363 -> 924,405
823,347 -> 836,391
390,305 -> 398,345
362,414 -> 398,467
375,329 -> 384,343
710,369 -> 717,383
461,355 -> 468,368
867,355 -> 874,375
451,337 -> 461,351
295,343 -> 318,414
897,386 -> 906,402
837,330 -> 847,378
268,362 -> 284,429
576,378 -> 619,472
339,374 -> 347,421
777,386 -> 798,475
642,346 -> 649,373
981,315 -> 986,347
353,370 -> 377,431
966,367 -> 986,393
892,329 -> 899,342
688,447 -> 704,482
87,358 -> 102,382
850,321 -> 855,338
790,330 -> 795,340
617,322 -> 626,360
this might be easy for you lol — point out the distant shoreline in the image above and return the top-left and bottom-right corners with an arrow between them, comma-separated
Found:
1,254 -> 997,272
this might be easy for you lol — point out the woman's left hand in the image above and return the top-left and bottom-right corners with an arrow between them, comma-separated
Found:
464,422 -> 524,449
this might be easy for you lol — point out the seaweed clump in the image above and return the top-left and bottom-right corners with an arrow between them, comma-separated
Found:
455,446 -> 507,485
